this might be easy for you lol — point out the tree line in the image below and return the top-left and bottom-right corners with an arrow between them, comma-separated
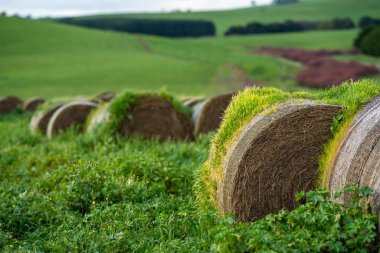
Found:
225,18 -> 355,36
57,18 -> 216,38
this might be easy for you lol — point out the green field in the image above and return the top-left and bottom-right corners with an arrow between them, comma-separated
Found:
1,1 -> 380,251
1,15 -> 380,99
0,107 -> 377,251
79,0 -> 380,35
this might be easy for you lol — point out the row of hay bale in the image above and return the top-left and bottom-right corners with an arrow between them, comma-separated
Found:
196,80 -> 379,233
0,91 -> 117,116
28,91 -> 235,140
0,96 -> 46,114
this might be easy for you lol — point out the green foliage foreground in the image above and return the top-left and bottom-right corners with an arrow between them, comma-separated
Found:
0,99 -> 378,252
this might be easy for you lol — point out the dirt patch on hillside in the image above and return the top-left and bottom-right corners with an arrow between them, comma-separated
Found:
138,36 -> 153,52
258,47 -> 379,88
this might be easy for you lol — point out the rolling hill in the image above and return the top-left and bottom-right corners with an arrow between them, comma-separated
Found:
1,0 -> 380,99
76,0 -> 380,35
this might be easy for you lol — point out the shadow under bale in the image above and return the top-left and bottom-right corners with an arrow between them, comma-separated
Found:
218,101 -> 341,222
23,97 -> 45,112
329,95 -> 380,230
0,96 -> 23,114
47,101 -> 98,138
193,93 -> 234,134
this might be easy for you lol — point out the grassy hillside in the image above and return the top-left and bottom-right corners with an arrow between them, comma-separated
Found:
1,16 -> 380,99
0,17 -> 213,98
78,0 -> 380,35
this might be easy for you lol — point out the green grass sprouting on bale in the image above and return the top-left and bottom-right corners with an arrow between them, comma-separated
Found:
0,112 -> 378,251
91,90 -> 192,136
195,79 -> 380,209
35,96 -> 91,112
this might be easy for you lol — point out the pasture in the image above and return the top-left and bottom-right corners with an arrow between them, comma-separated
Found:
1,0 -> 380,251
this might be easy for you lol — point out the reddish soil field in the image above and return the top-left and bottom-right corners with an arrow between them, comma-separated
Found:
258,47 -> 379,88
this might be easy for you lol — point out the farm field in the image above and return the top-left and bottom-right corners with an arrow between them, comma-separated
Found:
0,80 -> 379,251
1,16 -> 380,99
1,0 -> 380,251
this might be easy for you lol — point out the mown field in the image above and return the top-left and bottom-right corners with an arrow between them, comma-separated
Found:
1,16 -> 380,99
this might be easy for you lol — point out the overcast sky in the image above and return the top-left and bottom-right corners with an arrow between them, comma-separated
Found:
0,0 -> 272,18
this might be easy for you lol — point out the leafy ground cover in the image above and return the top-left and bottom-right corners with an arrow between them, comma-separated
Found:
0,108 -> 378,252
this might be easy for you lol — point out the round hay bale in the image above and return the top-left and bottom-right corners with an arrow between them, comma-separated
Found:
96,91 -> 116,103
47,101 -> 98,138
329,95 -> 380,218
117,96 -> 193,141
192,100 -> 207,126
184,98 -> 204,108
0,96 -> 23,114
194,93 -> 234,134
23,97 -> 45,112
218,101 -> 342,221
86,106 -> 110,132
30,104 -> 64,135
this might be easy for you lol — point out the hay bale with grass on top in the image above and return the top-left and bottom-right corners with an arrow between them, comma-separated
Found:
194,93 -> 234,134
117,95 -> 193,141
329,95 -> 380,219
218,101 -> 341,222
89,92 -> 194,141
30,103 -> 64,135
47,101 -> 98,138
0,96 -> 23,114
23,97 -> 45,112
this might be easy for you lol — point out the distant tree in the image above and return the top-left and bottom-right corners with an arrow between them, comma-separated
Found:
356,26 -> 380,56
251,1 -> 256,6
58,18 -> 216,38
273,0 -> 298,4
359,16 -> 380,28
1,11 -> 6,16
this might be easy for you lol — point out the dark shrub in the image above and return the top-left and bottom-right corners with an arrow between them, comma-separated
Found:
354,26 -> 376,48
359,16 -> 380,28
332,18 -> 355,29
359,26 -> 380,57
224,18 -> 354,36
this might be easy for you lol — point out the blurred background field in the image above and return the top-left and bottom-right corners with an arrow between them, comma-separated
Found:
1,0 -> 380,99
